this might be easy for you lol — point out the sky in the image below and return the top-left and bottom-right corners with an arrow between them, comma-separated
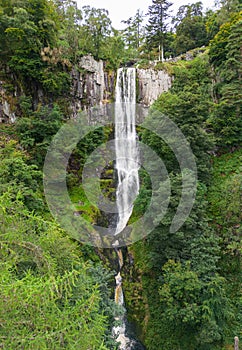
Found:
76,0 -> 216,29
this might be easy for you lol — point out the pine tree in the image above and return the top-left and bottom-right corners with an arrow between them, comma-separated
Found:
122,9 -> 144,49
145,0 -> 172,61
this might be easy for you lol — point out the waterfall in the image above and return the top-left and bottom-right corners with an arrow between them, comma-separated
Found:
115,67 -> 139,236
112,68 -> 142,350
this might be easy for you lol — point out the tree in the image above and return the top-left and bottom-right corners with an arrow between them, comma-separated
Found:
16,102 -> 64,166
101,29 -> 126,69
206,0 -> 241,39
207,149 -> 242,339
0,191 -> 114,349
0,136 -> 42,211
126,52 -> 235,349
208,11 -> 242,150
0,0 -> 59,61
172,2 -> 209,55
55,0 -> 83,62
82,6 -> 112,59
148,56 -> 213,182
172,2 -> 203,28
0,0 -> 72,97
145,0 -> 172,61
158,260 -> 232,349
122,9 -> 144,50
216,0 -> 241,20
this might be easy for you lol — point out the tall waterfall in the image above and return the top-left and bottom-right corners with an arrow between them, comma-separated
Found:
115,67 -> 140,236
113,68 -> 142,350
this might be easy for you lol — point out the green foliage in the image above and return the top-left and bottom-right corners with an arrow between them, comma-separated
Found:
55,0 -> 83,62
127,39 -> 239,348
122,10 -> 144,51
0,1 -> 241,349
101,30 -> 126,70
0,191 -> 115,349
131,177 -> 234,349
0,188 -> 120,349
145,55 -> 213,182
0,0 -> 71,96
158,260 -> 232,349
145,0 -> 173,61
16,103 -> 63,166
68,185 -> 100,224
0,135 -> 42,210
208,11 -> 242,150
172,2 -> 209,55
54,1 -> 116,62
207,149 -> 242,338
41,70 -> 71,94
81,6 -> 112,60
67,126 -> 109,182
130,80 -> 223,344
213,0 -> 241,28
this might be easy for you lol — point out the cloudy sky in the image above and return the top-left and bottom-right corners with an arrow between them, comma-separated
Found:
76,0 -> 216,29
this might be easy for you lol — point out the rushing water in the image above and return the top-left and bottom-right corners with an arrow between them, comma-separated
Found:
115,67 -> 140,236
112,68 -> 144,350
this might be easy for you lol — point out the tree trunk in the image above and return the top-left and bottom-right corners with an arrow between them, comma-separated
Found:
161,43 -> 164,62
235,336 -> 239,350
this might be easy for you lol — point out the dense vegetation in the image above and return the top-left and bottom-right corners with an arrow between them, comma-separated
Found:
126,53 -> 241,349
0,0 -> 241,349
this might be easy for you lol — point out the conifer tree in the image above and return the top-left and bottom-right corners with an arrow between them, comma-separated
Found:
122,9 -> 144,49
145,0 -> 172,61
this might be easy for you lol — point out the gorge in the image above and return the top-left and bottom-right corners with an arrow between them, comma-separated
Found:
0,0 -> 241,346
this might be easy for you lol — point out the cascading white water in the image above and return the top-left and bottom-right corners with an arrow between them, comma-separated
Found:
112,68 -> 140,350
115,67 -> 140,236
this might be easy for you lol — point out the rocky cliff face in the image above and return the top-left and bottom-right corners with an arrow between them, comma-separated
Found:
137,68 -> 172,106
0,55 -> 172,123
70,55 -> 115,119
69,56 -> 172,116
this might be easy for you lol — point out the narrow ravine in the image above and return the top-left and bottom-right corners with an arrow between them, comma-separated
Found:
112,68 -> 144,350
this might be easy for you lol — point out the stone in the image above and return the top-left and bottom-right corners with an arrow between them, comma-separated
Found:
137,68 -> 172,106
3,100 -> 16,123
70,55 -> 114,120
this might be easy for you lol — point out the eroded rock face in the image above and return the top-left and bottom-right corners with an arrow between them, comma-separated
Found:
70,55 -> 114,119
0,55 -> 173,123
137,68 -> 172,107
0,55 -> 115,123
77,55 -> 105,105
70,55 -> 173,119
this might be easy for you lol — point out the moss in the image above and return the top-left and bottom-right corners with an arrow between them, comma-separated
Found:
104,169 -> 114,177
69,185 -> 100,224
100,178 -> 116,200
122,245 -> 149,343
2,83 -> 15,94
